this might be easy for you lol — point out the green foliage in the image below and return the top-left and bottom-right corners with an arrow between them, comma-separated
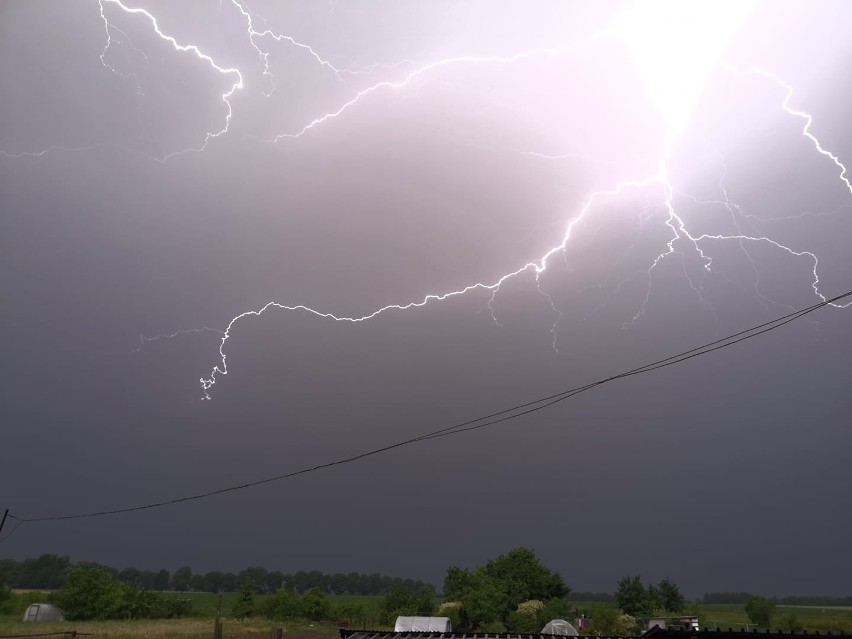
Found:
615,576 -> 685,616
443,547 -> 569,630
436,601 -> 463,630
592,606 -> 640,636
53,566 -> 125,620
0,572 -> 10,608
52,565 -> 191,621
461,571 -> 509,630
230,580 -> 255,619
658,578 -> 685,613
260,587 -> 302,620
745,596 -> 775,627
615,576 -> 650,617
171,567 -> 194,592
301,587 -> 330,621
781,612 -> 803,632
507,600 -> 544,633
330,601 -> 365,626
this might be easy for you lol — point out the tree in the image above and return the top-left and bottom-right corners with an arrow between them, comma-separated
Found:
745,596 -> 775,628
414,586 -> 435,616
0,571 -> 11,610
262,587 -> 302,620
118,567 -> 141,585
483,547 -> 568,607
443,548 -> 568,630
231,580 -> 255,619
616,576 -> 650,617
53,566 -> 125,620
16,554 -> 71,589
593,607 -> 640,636
301,587 -> 330,621
658,578 -> 685,613
203,571 -> 226,593
170,566 -> 193,592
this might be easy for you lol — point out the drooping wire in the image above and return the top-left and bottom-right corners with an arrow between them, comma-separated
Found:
8,289 -> 850,525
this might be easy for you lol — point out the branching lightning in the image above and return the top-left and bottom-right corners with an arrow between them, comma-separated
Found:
97,0 -> 244,161
4,2 -> 851,398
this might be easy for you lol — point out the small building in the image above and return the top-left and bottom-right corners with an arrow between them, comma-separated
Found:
23,603 -> 64,622
540,619 -> 579,636
394,617 -> 453,632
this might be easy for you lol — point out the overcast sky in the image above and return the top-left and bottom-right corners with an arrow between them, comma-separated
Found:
2,1 -> 851,598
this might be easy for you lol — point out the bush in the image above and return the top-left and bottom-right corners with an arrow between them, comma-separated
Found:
231,581 -> 255,619
745,596 -> 775,628
301,588 -> 330,621
437,601 -> 463,630
330,602 -> 365,626
53,566 -> 126,620
261,588 -> 302,620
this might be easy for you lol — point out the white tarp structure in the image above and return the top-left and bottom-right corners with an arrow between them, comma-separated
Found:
394,616 -> 453,632
541,619 -> 579,636
23,603 -> 64,622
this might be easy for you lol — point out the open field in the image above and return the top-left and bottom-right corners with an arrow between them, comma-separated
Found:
0,619 -> 341,639
3,594 -> 851,638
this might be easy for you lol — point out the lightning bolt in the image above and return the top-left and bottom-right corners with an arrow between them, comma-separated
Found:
3,3 -> 849,398
132,327 -> 226,355
728,65 -> 852,196
271,31 -> 613,141
97,0 -> 243,161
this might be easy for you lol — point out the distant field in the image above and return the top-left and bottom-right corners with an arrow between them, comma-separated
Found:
182,592 -> 385,618
694,604 -> 852,632
0,618 -> 340,639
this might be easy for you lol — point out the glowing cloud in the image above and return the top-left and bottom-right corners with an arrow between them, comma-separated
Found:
615,0 -> 755,137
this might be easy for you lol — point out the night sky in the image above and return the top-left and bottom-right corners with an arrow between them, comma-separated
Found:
2,1 -> 851,598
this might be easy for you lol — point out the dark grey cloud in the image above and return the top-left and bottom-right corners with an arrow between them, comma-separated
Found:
1,0 -> 851,597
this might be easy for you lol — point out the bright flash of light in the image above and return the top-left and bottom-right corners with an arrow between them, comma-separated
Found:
615,0 -> 756,139
3,2 -> 850,399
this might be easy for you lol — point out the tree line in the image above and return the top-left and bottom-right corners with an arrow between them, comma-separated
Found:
0,555 -> 433,595
702,592 -> 852,606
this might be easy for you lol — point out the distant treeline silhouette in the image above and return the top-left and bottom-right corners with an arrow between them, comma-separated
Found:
0,554 -> 434,595
701,592 -> 852,606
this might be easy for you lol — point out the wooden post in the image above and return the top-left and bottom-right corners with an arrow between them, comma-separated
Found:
214,592 -> 224,639
271,629 -> 282,639
0,509 -> 9,536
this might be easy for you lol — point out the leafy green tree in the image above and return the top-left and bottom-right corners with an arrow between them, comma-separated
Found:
231,580 -> 255,619
415,586 -> 435,616
443,547 -> 568,630
658,578 -> 685,613
301,587 -> 330,621
745,596 -> 775,627
54,566 -> 125,620
593,607 -> 640,636
483,547 -> 568,608
443,566 -> 475,600
616,576 -> 651,617
383,584 -> 416,615
0,572 -> 11,610
462,574 -> 509,630
170,566 -> 193,592
16,554 -> 71,589
647,584 -> 662,613
118,567 -> 141,585
261,587 -> 302,620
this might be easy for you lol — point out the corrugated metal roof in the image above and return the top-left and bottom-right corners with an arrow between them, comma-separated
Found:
340,630 -> 852,639
340,631 -> 634,639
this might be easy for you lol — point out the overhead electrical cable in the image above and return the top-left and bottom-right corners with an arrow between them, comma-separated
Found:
7,289 -> 850,528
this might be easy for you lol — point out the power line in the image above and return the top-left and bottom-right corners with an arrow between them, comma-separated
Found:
8,289 -> 850,526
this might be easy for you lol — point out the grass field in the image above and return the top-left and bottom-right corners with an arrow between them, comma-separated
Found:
3,593 -> 851,639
